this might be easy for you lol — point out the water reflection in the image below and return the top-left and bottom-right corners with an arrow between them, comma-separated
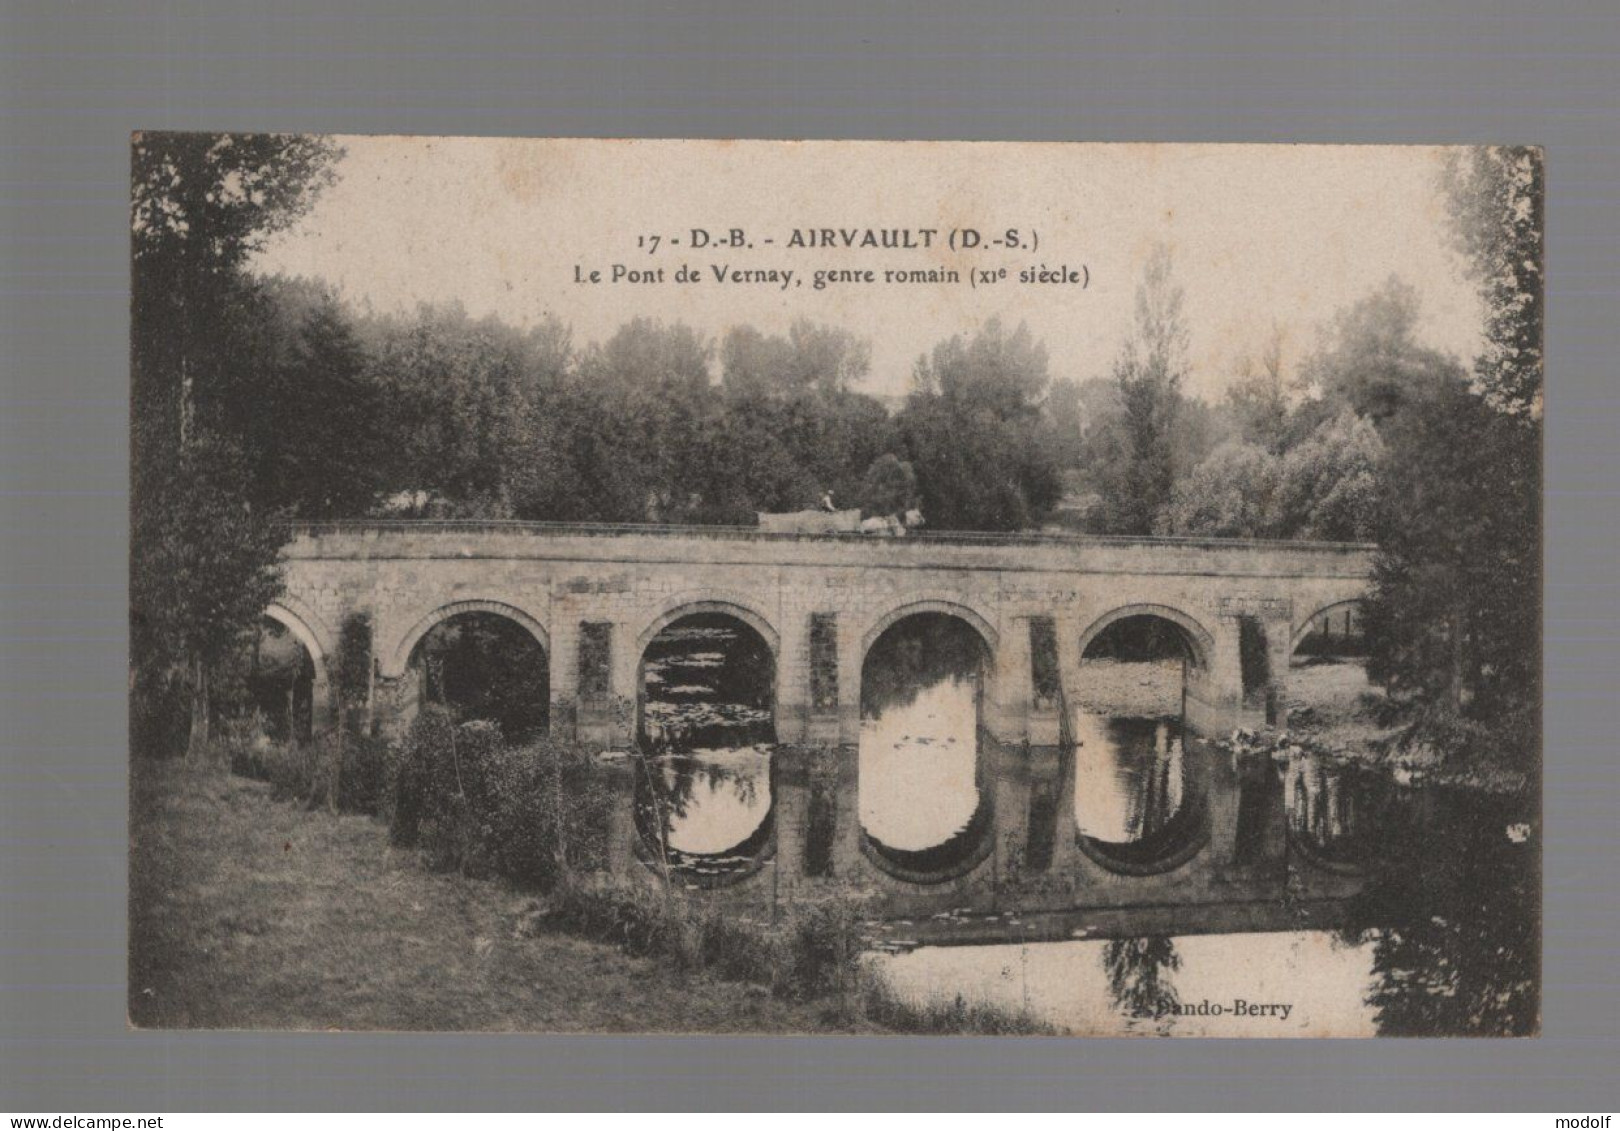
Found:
859,613 -> 992,874
1280,749 -> 1410,870
874,931 -> 1381,1037
1338,766 -> 1540,1037
874,755 -> 1539,1037
1103,936 -> 1183,1032
1072,714 -> 1187,846
635,616 -> 775,875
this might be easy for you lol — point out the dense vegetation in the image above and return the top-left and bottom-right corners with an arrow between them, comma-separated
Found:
130,135 -> 1541,769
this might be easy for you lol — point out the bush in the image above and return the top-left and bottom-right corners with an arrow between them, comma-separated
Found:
546,879 -> 870,998
784,898 -> 866,999
225,714 -> 322,801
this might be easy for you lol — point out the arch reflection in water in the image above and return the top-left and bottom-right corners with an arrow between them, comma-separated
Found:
859,612 -> 994,878
1282,750 -> 1391,871
1072,714 -> 1187,843
635,613 -> 776,879
1073,613 -> 1205,870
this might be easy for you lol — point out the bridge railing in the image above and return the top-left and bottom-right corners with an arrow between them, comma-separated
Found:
281,518 -> 1377,554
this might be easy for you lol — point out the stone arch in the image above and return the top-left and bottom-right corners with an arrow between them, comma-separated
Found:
634,593 -> 782,658
860,597 -> 1000,658
1077,603 -> 1215,670
1291,598 -> 1365,653
386,598 -> 550,677
264,600 -> 330,674
262,601 -> 334,733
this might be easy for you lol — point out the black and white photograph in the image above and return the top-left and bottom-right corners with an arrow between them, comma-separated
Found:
126,136 -> 1542,1038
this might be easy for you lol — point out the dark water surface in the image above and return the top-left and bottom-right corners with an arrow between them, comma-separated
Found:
879,751 -> 1539,1037
635,617 -> 775,874
630,612 -> 1537,1035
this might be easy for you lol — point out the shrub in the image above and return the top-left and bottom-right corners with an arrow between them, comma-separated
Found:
225,715 -> 323,802
860,977 -> 1054,1035
336,732 -> 391,815
783,898 -> 866,999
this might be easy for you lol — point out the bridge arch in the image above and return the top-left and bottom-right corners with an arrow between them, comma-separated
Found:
264,600 -> 331,678
1291,598 -> 1365,653
262,600 -> 334,733
857,599 -> 1001,884
632,593 -> 781,886
1077,603 -> 1215,670
386,598 -> 550,678
635,593 -> 781,659
860,597 -> 999,658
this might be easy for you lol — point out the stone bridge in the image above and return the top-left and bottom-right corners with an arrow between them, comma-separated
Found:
268,520 -> 1374,745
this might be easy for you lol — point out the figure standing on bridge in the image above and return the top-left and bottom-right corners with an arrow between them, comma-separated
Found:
820,489 -> 837,513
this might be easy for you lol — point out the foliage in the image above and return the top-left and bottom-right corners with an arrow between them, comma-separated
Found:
1224,325 -> 1292,453
335,611 -> 373,728
1103,935 -> 1184,1023
896,318 -> 1063,530
131,133 -> 344,757
361,302 -> 570,516
721,318 -> 871,398
1441,146 -> 1544,421
1090,245 -> 1193,534
1362,373 -> 1540,750
1359,147 -> 1543,760
222,279 -> 394,517
854,452 -> 918,517
860,977 -> 1056,1035
1156,440 -> 1280,538
130,435 -> 288,757
1297,276 -> 1458,427
390,707 -> 614,887
1157,410 -> 1384,541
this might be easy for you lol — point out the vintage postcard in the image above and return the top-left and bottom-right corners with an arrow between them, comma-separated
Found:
129,137 -> 1541,1036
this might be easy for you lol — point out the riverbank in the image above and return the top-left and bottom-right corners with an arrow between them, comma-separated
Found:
130,761 -> 1052,1034
129,761 -> 868,1032
1280,658 -> 1532,794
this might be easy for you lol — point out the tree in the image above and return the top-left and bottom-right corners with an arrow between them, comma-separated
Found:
130,133 -> 342,757
897,318 -> 1063,531
721,318 -> 871,398
855,453 -> 918,517
364,303 -> 570,516
1156,441 -> 1281,539
1361,147 -> 1543,758
1091,245 -> 1192,534
1043,376 -> 1088,468
1160,409 -> 1384,542
1441,146 -> 1544,421
1224,324 -> 1291,453
1297,276 -> 1451,427
224,278 -> 392,517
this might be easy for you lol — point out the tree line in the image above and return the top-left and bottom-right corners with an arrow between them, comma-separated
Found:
130,134 -> 1541,766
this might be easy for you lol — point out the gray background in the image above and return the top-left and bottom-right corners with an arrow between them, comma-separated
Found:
1,0 -> 1615,1112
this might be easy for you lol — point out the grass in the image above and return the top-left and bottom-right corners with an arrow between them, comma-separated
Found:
128,759 -> 1053,1034
128,760 -> 871,1033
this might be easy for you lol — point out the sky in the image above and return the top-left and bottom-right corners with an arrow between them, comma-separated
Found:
256,137 -> 1483,401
